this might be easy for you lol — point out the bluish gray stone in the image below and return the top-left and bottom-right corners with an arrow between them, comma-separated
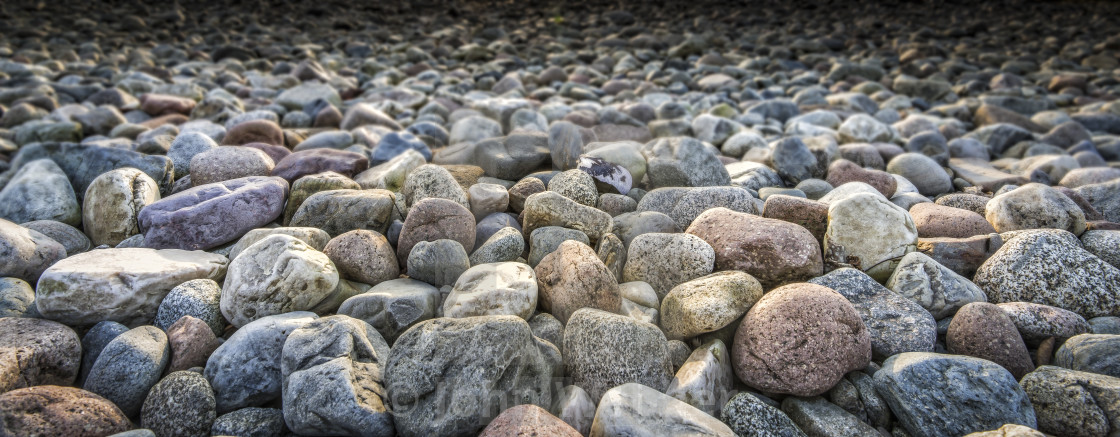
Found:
204,312 -> 318,413
83,326 -> 170,417
874,352 -> 1037,437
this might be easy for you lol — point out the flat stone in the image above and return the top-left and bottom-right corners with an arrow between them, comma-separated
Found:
290,189 -> 395,237
522,191 -> 613,243
138,176 -> 288,251
36,248 -> 228,327
10,142 -> 174,197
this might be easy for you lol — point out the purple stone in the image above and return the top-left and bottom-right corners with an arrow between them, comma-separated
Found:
138,176 -> 289,250
271,149 -> 369,183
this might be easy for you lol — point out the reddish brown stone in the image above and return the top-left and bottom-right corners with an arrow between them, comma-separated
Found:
323,229 -> 400,286
732,283 -> 871,396
396,198 -> 477,268
508,177 -> 546,213
687,207 -> 822,289
973,105 -> 1045,133
0,318 -> 81,394
825,159 -> 897,198
0,385 -> 130,437
909,202 -> 996,239
242,142 -> 292,163
479,404 -> 582,437
916,234 -> 1002,278
271,148 -> 369,183
167,315 -> 222,373
1087,220 -> 1120,231
761,194 -> 829,242
535,240 -> 621,324
140,94 -> 196,116
223,119 -> 284,146
947,302 -> 1035,379
138,113 -> 189,129
313,106 -> 343,128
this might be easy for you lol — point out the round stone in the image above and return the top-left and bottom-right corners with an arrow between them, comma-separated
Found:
141,371 -> 217,437
322,230 -> 400,286
732,283 -> 871,396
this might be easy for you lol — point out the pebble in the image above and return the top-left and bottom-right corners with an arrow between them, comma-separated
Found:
205,311 -> 318,413
280,315 -> 393,436
947,302 -> 1035,379
0,218 -> 67,283
535,240 -> 620,324
687,207 -> 823,288
1054,334 -> 1120,379
443,262 -> 538,320
4,1 -> 1120,434
809,268 -> 937,359
660,272 -> 762,340
154,279 -> 224,336
564,308 -> 673,402
974,230 -> 1120,318
221,234 -> 338,327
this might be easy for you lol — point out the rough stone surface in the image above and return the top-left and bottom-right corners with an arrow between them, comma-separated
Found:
974,230 -> 1120,318
732,283 -> 871,396
874,352 -> 1037,437
0,386 -> 130,437
0,318 -> 81,394
221,234 -> 339,327
385,316 -> 560,437
687,207 -> 823,288
590,383 -> 735,437
564,308 -> 673,402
